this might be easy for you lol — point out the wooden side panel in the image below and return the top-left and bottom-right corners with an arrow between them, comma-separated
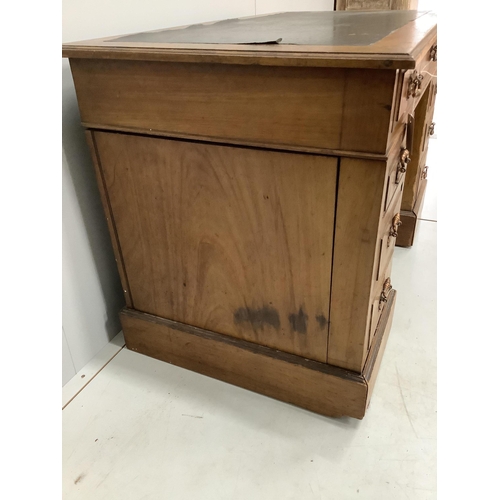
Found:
71,59 -> 344,152
84,130 -> 132,307
328,157 -> 387,372
95,132 -> 337,362
71,59 -> 395,154
121,308 -> 368,419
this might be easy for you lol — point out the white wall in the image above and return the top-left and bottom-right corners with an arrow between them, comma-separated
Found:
62,1 -> 258,386
62,0 -> 435,385
62,327 -> 75,385
256,1 -> 333,14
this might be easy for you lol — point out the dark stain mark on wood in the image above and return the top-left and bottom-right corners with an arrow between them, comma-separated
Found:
316,314 -> 328,330
234,306 -> 280,330
288,307 -> 308,334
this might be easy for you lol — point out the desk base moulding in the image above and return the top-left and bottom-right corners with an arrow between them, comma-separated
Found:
121,290 -> 395,420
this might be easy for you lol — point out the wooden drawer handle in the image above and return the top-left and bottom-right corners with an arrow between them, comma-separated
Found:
429,122 -> 435,136
395,148 -> 411,184
407,70 -> 424,98
388,213 -> 402,245
430,43 -> 437,62
379,278 -> 392,310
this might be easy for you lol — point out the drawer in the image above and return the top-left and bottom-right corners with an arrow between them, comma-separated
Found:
401,78 -> 436,212
378,186 -> 403,284
383,139 -> 407,213
421,81 -> 437,154
368,266 -> 394,348
368,186 -> 402,346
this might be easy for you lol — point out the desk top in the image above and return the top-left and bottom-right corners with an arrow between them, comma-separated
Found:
62,10 -> 437,69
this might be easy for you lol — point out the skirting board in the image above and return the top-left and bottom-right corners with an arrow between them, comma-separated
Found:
62,331 -> 126,409
120,290 -> 396,420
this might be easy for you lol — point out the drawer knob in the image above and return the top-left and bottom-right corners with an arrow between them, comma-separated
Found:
379,278 -> 392,310
430,43 -> 437,62
422,166 -> 429,180
388,213 -> 402,244
429,122 -> 435,136
395,148 -> 411,184
407,70 -> 424,98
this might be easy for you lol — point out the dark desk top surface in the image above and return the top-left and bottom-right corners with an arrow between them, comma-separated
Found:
113,11 -> 420,47
63,11 -> 437,69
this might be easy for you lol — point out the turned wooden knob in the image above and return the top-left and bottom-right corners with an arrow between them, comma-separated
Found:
429,122 -> 435,136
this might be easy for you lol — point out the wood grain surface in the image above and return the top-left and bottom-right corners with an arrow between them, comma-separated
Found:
339,69 -> 396,153
95,131 -> 337,362
121,307 -> 368,419
85,131 -> 132,306
70,59 -> 396,155
328,157 -> 387,372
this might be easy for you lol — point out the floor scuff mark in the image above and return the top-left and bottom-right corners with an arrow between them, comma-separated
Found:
396,365 -> 419,439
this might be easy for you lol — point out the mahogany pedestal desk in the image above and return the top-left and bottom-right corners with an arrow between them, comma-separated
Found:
63,11 -> 437,419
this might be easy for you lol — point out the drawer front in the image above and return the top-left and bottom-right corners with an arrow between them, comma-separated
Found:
384,135 -> 407,213
379,192 -> 403,283
368,266 -> 394,348
328,156 -> 390,372
369,180 -> 403,346
421,80 -> 437,155
401,78 -> 436,211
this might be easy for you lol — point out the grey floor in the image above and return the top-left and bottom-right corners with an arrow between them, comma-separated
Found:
62,140 -> 437,500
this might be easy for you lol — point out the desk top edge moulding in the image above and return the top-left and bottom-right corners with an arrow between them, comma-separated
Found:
63,11 -> 437,419
62,10 -> 437,69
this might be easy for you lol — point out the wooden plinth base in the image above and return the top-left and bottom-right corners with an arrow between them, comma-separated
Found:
120,290 -> 396,419
396,178 -> 428,247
